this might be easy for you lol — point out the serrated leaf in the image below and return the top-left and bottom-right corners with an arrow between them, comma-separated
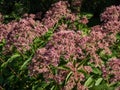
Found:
95,78 -> 103,86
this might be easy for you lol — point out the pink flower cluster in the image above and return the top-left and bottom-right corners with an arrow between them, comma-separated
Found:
101,5 -> 120,22
101,6 -> 120,34
29,43 -> 92,89
63,62 -> 91,90
29,30 -> 83,75
5,14 -> 48,52
102,58 -> 120,83
84,5 -> 120,66
0,24 -> 8,42
0,1 -> 80,53
42,0 -> 80,29
1,1 -> 120,89
29,5 -> 120,89
42,1 -> 70,28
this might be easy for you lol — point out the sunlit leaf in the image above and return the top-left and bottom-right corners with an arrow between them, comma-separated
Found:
84,76 -> 94,87
92,67 -> 102,75
95,78 -> 103,86
64,71 -> 73,85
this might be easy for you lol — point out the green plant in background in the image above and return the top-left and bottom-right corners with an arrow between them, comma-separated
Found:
0,0 -> 119,23
0,0 -> 60,23
0,0 -> 29,23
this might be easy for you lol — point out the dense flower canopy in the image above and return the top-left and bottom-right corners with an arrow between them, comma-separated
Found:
0,1 -> 120,90
28,3 -> 120,90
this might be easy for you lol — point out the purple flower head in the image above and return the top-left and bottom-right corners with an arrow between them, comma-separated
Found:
5,14 -> 48,53
101,5 -> 120,22
42,1 -> 70,28
102,58 -> 120,83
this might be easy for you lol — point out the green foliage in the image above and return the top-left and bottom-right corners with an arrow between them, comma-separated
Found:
0,0 -> 60,23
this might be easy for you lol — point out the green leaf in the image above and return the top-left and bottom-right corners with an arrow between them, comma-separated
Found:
58,65 -> 71,71
85,13 -> 93,19
78,69 -> 87,75
32,85 -> 36,90
40,81 -> 50,89
64,72 -> 73,85
20,55 -> 33,70
89,84 -> 115,90
116,32 -> 120,40
50,85 -> 55,90
0,43 -> 3,46
92,67 -> 102,75
49,65 -> 58,75
58,56 -> 68,66
7,75 -> 15,82
95,78 -> 103,86
1,53 -> 20,68
84,76 -> 94,87
0,75 -> 4,84
37,87 -> 44,90
77,59 -> 87,68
